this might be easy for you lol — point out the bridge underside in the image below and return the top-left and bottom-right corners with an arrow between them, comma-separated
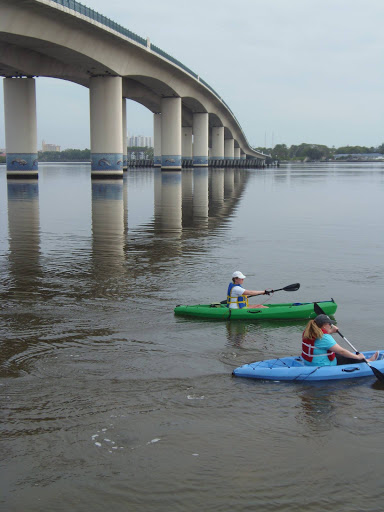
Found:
0,36 -> 240,138
0,0 -> 266,177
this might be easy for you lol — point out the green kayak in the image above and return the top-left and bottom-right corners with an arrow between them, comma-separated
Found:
174,300 -> 337,321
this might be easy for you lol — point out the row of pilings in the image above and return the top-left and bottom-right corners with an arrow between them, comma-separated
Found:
126,159 -> 265,169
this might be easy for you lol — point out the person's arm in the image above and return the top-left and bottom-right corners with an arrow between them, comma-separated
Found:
243,289 -> 268,297
329,343 -> 365,360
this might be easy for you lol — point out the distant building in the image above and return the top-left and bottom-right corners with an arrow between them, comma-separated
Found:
127,135 -> 153,147
42,140 -> 60,152
0,148 -> 6,156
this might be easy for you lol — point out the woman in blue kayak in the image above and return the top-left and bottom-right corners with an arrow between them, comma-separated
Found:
302,314 -> 378,366
227,271 -> 269,309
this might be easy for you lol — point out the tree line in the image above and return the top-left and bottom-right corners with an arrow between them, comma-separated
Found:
38,148 -> 91,161
36,146 -> 154,162
1,142 -> 383,165
255,143 -> 384,162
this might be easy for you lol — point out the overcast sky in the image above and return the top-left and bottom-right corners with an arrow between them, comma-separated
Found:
1,0 -> 383,150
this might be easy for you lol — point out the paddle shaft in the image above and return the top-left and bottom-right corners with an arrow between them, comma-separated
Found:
221,282 -> 300,304
270,283 -> 300,293
336,330 -> 358,353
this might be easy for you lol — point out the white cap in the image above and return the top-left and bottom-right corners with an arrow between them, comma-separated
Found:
232,271 -> 246,279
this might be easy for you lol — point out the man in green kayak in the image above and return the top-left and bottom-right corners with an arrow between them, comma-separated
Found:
227,271 -> 269,309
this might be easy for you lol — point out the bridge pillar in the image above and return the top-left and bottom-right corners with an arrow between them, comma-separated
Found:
182,127 -> 193,167
161,97 -> 182,170
211,126 -> 224,160
224,138 -> 234,160
241,151 -> 246,160
234,147 -> 241,159
3,77 -> 38,179
153,113 -> 162,167
90,76 -> 123,179
193,113 -> 209,167
122,98 -> 127,170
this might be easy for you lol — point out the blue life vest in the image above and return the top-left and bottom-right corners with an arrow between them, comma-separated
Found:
227,282 -> 249,309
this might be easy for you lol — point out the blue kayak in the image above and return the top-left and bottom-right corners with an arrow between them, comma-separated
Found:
232,351 -> 384,382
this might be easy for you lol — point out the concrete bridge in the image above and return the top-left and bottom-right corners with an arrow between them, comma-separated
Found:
0,0 -> 266,179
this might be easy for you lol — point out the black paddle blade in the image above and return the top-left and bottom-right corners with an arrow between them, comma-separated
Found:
314,302 -> 324,315
368,364 -> 384,383
283,283 -> 300,292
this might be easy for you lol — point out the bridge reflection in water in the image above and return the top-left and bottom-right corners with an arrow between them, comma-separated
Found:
154,171 -> 182,237
91,180 -> 126,291
7,180 -> 41,298
4,168 -> 250,290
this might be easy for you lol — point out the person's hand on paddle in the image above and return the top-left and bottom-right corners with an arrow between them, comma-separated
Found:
264,289 -> 272,295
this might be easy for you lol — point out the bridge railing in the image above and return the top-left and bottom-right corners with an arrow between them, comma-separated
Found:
50,0 -> 215,93
50,0 -> 148,46
150,44 -> 198,79
47,0 -> 265,157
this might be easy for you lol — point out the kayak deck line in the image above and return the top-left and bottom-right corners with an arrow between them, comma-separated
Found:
232,351 -> 384,382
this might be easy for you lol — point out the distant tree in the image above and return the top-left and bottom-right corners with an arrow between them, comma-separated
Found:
335,146 -> 370,155
272,144 -> 289,160
38,148 -> 90,161
288,145 -> 299,159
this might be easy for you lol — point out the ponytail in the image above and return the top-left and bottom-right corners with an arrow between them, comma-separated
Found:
303,319 -> 324,340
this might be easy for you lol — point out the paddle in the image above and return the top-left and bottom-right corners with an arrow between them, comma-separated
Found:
268,283 -> 300,293
220,282 -> 300,304
313,302 -> 384,382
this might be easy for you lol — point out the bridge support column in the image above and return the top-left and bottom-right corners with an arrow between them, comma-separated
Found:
234,147 -> 241,159
224,138 -> 234,160
122,98 -> 127,171
90,76 -> 123,179
211,126 -> 224,160
153,113 -> 162,167
161,97 -> 182,170
241,151 -> 246,160
182,127 -> 192,167
193,113 -> 208,167
4,77 -> 38,179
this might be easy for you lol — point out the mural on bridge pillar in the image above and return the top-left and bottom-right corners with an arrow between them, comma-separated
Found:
91,153 -> 123,171
161,155 -> 182,169
193,157 -> 209,166
6,153 -> 38,172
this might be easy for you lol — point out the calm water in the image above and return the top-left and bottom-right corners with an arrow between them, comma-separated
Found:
1,162 -> 384,512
